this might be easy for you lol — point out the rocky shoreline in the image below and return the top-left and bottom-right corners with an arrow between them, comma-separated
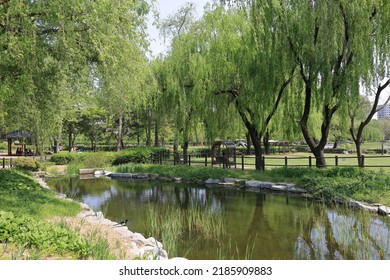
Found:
101,169 -> 390,218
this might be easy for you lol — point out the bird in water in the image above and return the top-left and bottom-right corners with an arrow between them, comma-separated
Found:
113,219 -> 128,227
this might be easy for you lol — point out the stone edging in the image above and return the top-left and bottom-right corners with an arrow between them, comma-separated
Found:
35,175 -> 168,260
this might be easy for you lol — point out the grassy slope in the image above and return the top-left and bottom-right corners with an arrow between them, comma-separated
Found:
0,170 -> 116,260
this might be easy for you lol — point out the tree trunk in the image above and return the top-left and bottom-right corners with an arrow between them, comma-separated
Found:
247,126 -> 264,170
68,123 -> 74,152
116,115 -> 123,151
350,79 -> 390,168
182,141 -> 189,164
355,140 -> 364,167
154,121 -> 159,147
246,132 -> 251,155
263,130 -> 270,155
312,148 -> 326,168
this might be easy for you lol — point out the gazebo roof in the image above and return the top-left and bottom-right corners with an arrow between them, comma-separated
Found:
212,140 -> 236,149
5,129 -> 31,139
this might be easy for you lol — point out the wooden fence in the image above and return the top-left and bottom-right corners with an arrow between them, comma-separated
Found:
150,151 -> 390,170
1,157 -> 14,169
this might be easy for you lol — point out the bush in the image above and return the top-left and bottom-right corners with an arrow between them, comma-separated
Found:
13,158 -> 41,172
50,152 -> 81,165
82,152 -> 115,168
112,148 -> 162,165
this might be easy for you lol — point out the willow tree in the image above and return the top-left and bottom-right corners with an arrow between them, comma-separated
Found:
263,0 -> 390,167
158,3 -> 205,161
0,0 -> 150,152
195,5 -> 295,170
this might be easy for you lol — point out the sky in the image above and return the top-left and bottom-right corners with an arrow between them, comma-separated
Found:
147,0 -> 211,57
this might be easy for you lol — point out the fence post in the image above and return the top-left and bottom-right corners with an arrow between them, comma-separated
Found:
188,155 -> 191,166
160,151 -> 163,165
205,155 -> 208,167
262,156 -> 265,171
335,156 -> 338,167
309,156 -> 312,168
285,156 -> 288,168
2,158 -> 5,169
10,158 -> 13,168
241,154 -> 244,170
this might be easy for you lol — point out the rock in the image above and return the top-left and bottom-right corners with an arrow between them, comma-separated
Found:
378,205 -> 390,216
80,203 -> 91,211
174,177 -> 182,182
224,178 -> 245,184
96,211 -> 104,219
205,178 -> 222,185
79,168 -> 96,175
133,173 -> 148,179
269,185 -> 287,192
55,192 -> 67,199
348,200 -> 378,213
333,196 -> 345,204
109,173 -> 133,178
245,180 -> 262,188
287,186 -> 307,194
94,170 -> 104,175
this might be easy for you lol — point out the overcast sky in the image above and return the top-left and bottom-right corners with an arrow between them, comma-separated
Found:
147,0 -> 211,57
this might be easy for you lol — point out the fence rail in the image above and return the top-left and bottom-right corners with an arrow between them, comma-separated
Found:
150,151 -> 390,170
2,153 -> 389,170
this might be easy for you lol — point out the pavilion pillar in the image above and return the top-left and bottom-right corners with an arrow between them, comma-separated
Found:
7,138 -> 12,156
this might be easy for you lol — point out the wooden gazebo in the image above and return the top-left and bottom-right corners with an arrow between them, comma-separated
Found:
5,129 -> 31,156
211,140 -> 236,168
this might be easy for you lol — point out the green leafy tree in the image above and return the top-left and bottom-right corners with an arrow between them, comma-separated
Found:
199,5 -> 295,169
0,0 -> 151,153
270,0 -> 390,167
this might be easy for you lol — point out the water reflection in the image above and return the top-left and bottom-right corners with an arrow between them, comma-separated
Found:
46,176 -> 390,260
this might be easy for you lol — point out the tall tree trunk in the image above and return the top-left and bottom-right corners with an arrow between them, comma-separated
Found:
350,79 -> 390,168
246,132 -> 251,155
245,124 -> 264,170
263,130 -> 270,155
68,123 -> 74,152
182,141 -> 189,164
116,115 -> 123,151
154,121 -> 159,147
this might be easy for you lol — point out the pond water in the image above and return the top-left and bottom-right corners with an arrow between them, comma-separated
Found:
46,176 -> 390,260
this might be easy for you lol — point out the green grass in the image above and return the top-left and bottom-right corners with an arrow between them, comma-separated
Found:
0,169 -> 117,260
0,169 -> 81,218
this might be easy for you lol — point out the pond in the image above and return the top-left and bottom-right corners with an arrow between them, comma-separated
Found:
46,176 -> 390,260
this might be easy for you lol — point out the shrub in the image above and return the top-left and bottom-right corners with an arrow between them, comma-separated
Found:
82,152 -> 115,168
112,148 -> 162,165
50,152 -> 81,165
13,158 -> 41,172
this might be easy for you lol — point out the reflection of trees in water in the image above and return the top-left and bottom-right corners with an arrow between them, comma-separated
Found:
295,205 -> 390,260
47,177 -> 390,259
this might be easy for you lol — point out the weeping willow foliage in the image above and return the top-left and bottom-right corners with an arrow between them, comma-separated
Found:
0,0 -> 150,151
159,3 -> 298,148
275,0 -> 390,138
